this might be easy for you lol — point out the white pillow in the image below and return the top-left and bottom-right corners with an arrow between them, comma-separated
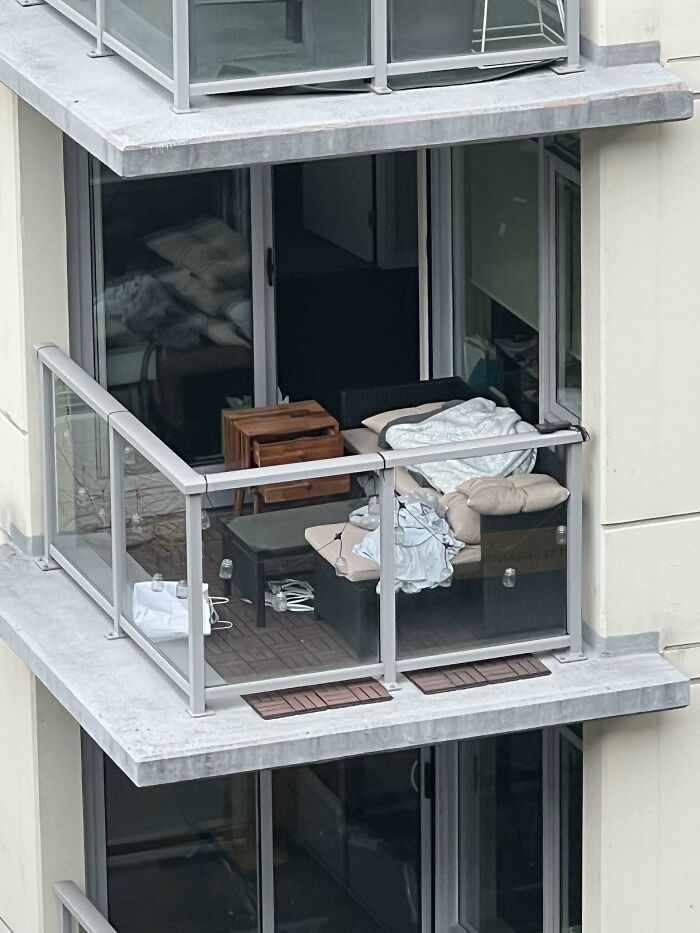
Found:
362,402 -> 442,434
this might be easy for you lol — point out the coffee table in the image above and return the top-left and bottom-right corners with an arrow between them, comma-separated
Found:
219,498 -> 366,628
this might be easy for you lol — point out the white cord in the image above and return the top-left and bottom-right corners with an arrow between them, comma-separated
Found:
265,578 -> 315,613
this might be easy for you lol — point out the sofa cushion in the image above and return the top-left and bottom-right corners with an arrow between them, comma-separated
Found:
306,520 -> 481,583
440,491 -> 482,545
458,474 -> 569,515
362,402 -> 443,435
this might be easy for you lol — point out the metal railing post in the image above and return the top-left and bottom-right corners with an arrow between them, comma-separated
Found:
379,468 -> 398,687
185,492 -> 207,715
566,441 -> 584,657
108,426 -> 126,639
37,363 -> 59,571
370,0 -> 390,94
564,0 -> 581,70
172,0 -> 192,112
89,0 -> 115,57
61,904 -> 72,933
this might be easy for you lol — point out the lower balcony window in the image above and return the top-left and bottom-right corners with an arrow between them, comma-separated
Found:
86,727 -> 582,933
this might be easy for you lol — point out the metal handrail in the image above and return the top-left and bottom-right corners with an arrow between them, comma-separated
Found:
55,881 -> 118,933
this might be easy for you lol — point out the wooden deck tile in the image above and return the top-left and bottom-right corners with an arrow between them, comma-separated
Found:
405,654 -> 550,695
244,677 -> 392,720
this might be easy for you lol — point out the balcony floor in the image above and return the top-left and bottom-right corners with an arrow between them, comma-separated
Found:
0,1 -> 692,176
0,544 -> 688,786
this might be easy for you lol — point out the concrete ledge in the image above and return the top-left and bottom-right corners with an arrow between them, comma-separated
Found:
0,546 -> 689,786
0,3 -> 693,176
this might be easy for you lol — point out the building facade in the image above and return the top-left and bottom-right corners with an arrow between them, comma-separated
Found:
0,1 -> 698,931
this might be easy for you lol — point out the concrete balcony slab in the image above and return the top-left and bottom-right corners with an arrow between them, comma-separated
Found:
0,546 -> 688,786
0,2 -> 693,176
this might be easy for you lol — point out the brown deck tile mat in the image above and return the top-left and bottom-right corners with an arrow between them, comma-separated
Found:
245,677 -> 393,720
405,654 -> 550,695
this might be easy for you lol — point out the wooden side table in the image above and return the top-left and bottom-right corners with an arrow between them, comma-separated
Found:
223,401 -> 350,516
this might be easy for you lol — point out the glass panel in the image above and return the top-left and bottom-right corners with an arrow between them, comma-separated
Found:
395,441 -> 569,662
389,0 -> 565,63
452,140 -> 540,426
104,754 -> 258,933
560,731 -> 583,932
273,749 -> 422,933
204,468 -> 380,686
555,173 -> 582,418
91,162 -> 253,464
459,730 -> 543,933
104,0 -> 173,76
190,0 -> 371,82
121,447 -> 191,681
62,0 -> 96,24
53,377 -> 113,603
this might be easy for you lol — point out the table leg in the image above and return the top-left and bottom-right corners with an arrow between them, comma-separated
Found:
256,557 -> 267,628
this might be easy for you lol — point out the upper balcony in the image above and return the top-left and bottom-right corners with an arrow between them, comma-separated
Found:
26,0 -> 579,110
0,0 -> 693,176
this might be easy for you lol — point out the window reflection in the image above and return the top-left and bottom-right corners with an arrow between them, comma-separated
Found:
91,162 -> 253,463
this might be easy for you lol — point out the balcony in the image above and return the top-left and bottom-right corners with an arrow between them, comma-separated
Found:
31,0 -> 579,109
37,342 -> 586,715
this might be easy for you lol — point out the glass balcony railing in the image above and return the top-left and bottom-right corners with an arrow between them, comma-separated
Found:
35,0 -> 580,110
55,880 -> 117,933
37,343 -> 584,715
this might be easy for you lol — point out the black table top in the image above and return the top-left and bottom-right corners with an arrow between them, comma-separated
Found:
220,498 -> 367,558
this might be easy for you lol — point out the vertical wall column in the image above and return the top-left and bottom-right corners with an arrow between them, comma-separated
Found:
0,86 -> 69,555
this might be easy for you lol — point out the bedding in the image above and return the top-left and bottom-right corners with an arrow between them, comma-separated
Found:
384,397 -> 537,494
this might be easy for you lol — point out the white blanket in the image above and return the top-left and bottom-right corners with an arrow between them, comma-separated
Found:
353,499 -> 464,594
384,398 -> 537,494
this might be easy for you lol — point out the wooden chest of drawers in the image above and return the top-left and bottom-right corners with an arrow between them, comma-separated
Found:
223,401 -> 350,514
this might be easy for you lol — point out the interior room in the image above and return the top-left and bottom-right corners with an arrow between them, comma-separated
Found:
60,136 -> 582,688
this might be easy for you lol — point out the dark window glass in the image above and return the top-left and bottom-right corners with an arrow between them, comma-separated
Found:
91,162 -> 253,464
560,732 -> 583,932
104,756 -> 258,933
273,749 -> 422,933
459,730 -> 544,933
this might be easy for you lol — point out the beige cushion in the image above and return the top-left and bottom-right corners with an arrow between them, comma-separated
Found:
458,474 -> 569,515
342,427 -> 381,455
362,402 -> 442,434
305,522 -> 380,582
440,491 -> 482,545
305,521 -> 482,583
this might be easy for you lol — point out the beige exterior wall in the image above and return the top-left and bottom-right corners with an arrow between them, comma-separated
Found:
0,85 -> 69,551
0,87 -> 80,933
583,685 -> 700,933
0,643 -> 84,933
582,0 -> 700,92
581,104 -> 700,649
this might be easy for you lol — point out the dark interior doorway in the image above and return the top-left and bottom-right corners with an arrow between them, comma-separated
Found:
272,153 -> 421,421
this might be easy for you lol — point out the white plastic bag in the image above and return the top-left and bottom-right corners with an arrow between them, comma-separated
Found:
132,581 -> 213,641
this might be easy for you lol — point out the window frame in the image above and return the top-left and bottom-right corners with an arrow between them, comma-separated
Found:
540,146 -> 582,424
